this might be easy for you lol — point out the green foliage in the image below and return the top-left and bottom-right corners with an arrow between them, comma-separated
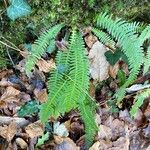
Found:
130,88 -> 150,117
25,24 -> 64,74
17,100 -> 39,117
7,0 -> 31,21
36,132 -> 49,147
25,29 -> 97,147
117,70 -> 126,87
94,13 -> 144,102
104,49 -> 128,66
0,45 -> 8,69
39,31 -> 98,146
144,46 -> 150,74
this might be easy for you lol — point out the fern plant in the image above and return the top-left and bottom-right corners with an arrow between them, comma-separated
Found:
26,28 -> 98,147
130,88 -> 150,117
25,24 -> 64,73
92,13 -> 150,102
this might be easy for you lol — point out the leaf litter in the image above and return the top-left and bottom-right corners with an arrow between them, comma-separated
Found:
0,28 -> 150,150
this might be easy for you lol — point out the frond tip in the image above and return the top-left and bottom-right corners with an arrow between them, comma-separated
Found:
130,88 -> 150,117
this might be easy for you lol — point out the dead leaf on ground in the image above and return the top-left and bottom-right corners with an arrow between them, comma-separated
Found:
0,78 -> 15,87
34,88 -> 48,103
25,121 -> 44,138
36,59 -> 56,73
0,86 -> 20,103
90,140 -> 112,150
55,137 -> 80,150
109,62 -> 119,79
98,125 -> 112,140
16,137 -> 28,149
0,122 -> 17,142
88,41 -> 109,81
84,34 -> 98,48
0,69 -> 13,79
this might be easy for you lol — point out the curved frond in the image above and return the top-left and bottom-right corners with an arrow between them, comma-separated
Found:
96,13 -> 144,102
25,24 -> 64,73
130,88 -> 150,117
144,46 -> 150,74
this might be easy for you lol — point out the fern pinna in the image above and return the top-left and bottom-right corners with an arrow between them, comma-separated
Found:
26,28 -> 98,147
92,13 -> 144,102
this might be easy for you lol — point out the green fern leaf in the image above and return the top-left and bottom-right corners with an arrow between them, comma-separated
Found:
144,46 -> 150,74
138,24 -> 150,44
96,13 -> 144,102
7,0 -> 31,21
25,24 -> 64,74
130,88 -> 150,117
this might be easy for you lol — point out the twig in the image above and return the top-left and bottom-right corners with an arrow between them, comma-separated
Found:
6,46 -> 15,67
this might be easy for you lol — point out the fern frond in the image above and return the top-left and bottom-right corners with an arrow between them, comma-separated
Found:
79,99 -> 98,148
40,31 -> 89,121
138,24 -> 150,44
92,28 -> 115,48
39,30 -> 97,146
96,13 -> 144,102
144,46 -> 150,74
25,24 -> 64,73
130,88 -> 150,117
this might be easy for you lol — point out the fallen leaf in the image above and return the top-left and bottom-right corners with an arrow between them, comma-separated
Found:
109,62 -> 119,79
34,88 -> 48,103
0,86 -> 20,103
0,69 -> 13,79
88,41 -> 109,81
85,34 -> 98,48
16,137 -> 28,149
25,121 -> 44,138
90,140 -> 112,150
89,141 -> 100,150
112,137 -> 129,150
55,137 -> 80,150
98,125 -> 112,140
0,122 -> 17,142
36,59 -> 56,73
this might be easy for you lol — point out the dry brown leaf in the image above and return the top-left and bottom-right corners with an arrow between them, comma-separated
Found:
0,122 -> 17,142
0,69 -> 13,79
85,34 -> 98,48
89,141 -> 100,150
55,137 -> 80,150
0,78 -> 14,87
34,88 -> 48,103
0,86 -> 20,103
16,137 -> 28,149
90,140 -> 112,150
109,62 -> 119,79
25,121 -> 44,138
37,59 -> 56,73
98,125 -> 112,140
88,41 -> 109,81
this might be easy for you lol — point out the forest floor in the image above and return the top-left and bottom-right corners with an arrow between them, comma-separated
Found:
0,29 -> 150,150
